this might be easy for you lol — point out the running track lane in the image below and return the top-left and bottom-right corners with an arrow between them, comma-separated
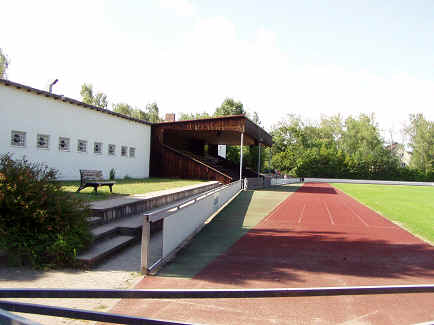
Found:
106,183 -> 434,325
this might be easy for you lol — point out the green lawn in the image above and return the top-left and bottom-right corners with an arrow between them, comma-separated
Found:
61,178 -> 206,202
332,183 -> 434,244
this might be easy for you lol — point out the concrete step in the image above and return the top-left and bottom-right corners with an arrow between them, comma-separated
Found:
88,181 -> 221,225
79,181 -> 223,267
87,216 -> 103,228
76,235 -> 138,267
90,213 -> 144,241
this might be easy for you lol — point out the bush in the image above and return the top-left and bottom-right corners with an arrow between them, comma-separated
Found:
0,154 -> 92,268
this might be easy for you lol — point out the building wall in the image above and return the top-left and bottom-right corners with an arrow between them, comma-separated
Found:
1,86 -> 151,180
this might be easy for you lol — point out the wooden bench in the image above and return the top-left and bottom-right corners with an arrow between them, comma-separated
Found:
77,170 -> 115,193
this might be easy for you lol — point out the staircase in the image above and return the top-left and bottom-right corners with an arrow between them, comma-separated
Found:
76,181 -> 222,267
181,150 -> 259,180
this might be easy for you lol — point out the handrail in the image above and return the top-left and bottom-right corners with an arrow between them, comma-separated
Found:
0,300 -> 189,325
162,144 -> 233,181
0,307 -> 41,325
1,284 -> 433,298
1,285 -> 433,324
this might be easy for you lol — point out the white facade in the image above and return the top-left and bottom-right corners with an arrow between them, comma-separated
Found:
1,84 -> 151,180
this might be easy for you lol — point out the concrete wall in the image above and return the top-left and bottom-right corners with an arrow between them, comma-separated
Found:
162,180 -> 242,260
1,85 -> 151,180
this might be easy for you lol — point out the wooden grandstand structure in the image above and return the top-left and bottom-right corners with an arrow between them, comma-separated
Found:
150,115 -> 273,184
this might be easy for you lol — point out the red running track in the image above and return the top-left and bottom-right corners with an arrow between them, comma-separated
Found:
107,183 -> 434,325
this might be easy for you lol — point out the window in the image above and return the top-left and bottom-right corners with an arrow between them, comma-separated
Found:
108,144 -> 116,156
77,140 -> 87,153
94,142 -> 103,154
59,137 -> 70,151
36,134 -> 49,149
129,147 -> 136,158
121,146 -> 128,157
11,131 -> 26,147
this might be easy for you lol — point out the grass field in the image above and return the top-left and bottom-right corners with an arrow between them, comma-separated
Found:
61,178 -> 205,202
332,183 -> 434,244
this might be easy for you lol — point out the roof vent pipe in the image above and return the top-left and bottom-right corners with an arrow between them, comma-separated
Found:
49,79 -> 58,93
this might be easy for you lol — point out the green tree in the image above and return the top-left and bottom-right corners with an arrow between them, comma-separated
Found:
214,98 -> 246,116
112,103 -> 134,116
80,83 -> 108,109
251,111 -> 262,126
405,113 -> 434,174
341,114 -> 383,159
145,102 -> 162,123
113,103 -> 155,121
178,111 -> 211,120
270,113 -> 401,179
0,48 -> 10,79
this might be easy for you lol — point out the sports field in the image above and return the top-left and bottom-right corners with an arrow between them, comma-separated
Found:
332,183 -> 434,243
108,182 -> 434,324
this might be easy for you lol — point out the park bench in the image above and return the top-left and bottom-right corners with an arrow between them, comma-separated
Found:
77,170 -> 115,193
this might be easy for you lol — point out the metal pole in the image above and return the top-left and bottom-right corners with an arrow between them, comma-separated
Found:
140,219 -> 150,274
257,143 -> 261,177
239,132 -> 244,181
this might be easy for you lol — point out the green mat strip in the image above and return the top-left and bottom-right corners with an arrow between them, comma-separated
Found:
158,185 -> 299,278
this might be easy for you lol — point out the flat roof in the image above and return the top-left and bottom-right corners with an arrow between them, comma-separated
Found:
154,114 -> 273,146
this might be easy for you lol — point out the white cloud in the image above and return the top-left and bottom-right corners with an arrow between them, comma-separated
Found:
158,0 -> 197,17
121,15 -> 434,140
2,1 -> 433,143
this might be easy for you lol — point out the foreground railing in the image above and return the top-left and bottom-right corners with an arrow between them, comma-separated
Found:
1,285 -> 433,324
141,180 -> 243,273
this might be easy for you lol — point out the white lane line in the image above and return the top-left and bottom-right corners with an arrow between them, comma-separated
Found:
297,203 -> 307,224
339,310 -> 379,325
345,203 -> 369,227
323,200 -> 335,225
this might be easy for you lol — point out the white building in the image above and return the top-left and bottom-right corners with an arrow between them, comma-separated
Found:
0,79 -> 151,180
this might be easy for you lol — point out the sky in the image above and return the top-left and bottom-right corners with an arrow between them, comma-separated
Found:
2,0 -> 434,142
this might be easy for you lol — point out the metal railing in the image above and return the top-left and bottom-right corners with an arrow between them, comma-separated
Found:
1,285 -> 433,324
242,177 -> 301,190
270,177 -> 301,186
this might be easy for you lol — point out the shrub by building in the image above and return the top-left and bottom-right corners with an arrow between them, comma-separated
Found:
0,153 -> 92,268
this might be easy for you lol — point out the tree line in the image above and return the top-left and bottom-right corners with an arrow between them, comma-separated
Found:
270,113 -> 433,181
80,83 -> 162,123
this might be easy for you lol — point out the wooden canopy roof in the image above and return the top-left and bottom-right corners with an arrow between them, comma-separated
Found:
153,115 -> 273,147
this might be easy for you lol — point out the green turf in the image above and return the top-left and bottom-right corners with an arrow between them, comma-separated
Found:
60,178 -> 205,202
332,183 -> 434,243
158,184 -> 300,278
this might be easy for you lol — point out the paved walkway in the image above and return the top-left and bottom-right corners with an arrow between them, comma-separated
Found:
108,183 -> 434,325
0,242 -> 143,325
